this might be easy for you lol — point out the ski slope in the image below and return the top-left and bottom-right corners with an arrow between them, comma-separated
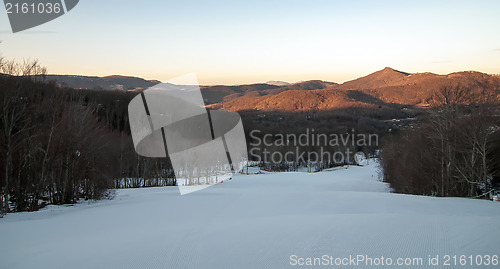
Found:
1,161 -> 499,268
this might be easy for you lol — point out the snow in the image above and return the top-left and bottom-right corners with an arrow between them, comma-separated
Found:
1,160 -> 499,268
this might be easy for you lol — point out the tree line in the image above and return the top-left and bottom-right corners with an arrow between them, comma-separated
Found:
0,59 -> 175,214
380,84 -> 500,197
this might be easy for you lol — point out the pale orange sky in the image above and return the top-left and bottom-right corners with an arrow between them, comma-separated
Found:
1,0 -> 499,85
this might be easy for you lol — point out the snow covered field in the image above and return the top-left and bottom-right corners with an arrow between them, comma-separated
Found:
1,160 -> 499,269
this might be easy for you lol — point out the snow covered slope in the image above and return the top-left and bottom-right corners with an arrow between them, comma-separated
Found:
1,161 -> 499,268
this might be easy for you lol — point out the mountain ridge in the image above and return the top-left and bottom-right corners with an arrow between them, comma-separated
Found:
42,74 -> 161,91
209,68 -> 500,111
41,68 -> 500,111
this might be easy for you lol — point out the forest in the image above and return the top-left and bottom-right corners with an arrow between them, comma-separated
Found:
0,59 -> 175,213
380,85 -> 500,197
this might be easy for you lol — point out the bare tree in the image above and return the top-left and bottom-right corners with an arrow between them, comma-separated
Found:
382,84 -> 500,197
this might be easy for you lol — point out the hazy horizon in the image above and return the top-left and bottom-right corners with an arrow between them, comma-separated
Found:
1,0 -> 499,85
43,66 -> 500,87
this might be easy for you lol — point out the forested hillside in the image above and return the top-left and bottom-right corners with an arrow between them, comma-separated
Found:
0,60 -> 175,213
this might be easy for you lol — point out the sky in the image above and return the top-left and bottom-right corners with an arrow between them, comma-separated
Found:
0,0 -> 500,85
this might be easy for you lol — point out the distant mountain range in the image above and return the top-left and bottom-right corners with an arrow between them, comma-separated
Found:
44,74 -> 161,91
265,81 -> 291,86
45,68 -> 500,111
205,68 -> 500,111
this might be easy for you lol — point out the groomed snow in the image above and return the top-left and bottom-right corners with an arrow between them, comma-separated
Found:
1,160 -> 499,268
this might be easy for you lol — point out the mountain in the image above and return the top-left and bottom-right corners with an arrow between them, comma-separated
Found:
340,67 -> 410,90
200,84 -> 281,105
206,80 -> 343,110
44,68 -> 500,111
209,68 -> 500,112
44,74 -> 161,91
200,80 -> 337,105
339,69 -> 500,106
208,88 -> 366,111
265,80 -> 291,86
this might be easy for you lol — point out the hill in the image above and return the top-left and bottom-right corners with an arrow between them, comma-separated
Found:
43,74 -> 161,91
42,68 -> 500,111
211,68 -> 500,111
340,67 -> 411,90
265,80 -> 291,86
201,80 -> 337,105
200,84 -> 281,105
